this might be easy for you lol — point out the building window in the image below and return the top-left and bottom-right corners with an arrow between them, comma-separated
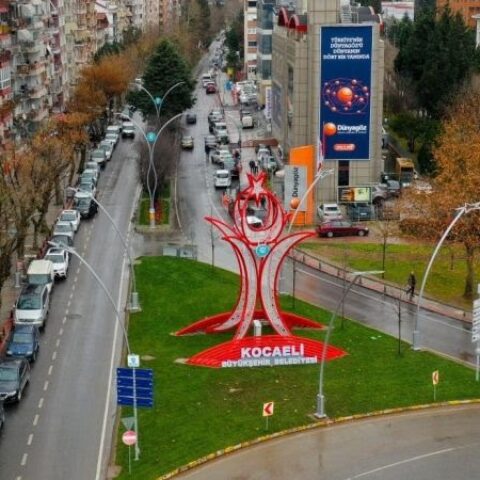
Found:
248,28 -> 256,34
248,41 -> 257,47
248,0 -> 257,7
338,161 -> 349,186
0,67 -> 10,90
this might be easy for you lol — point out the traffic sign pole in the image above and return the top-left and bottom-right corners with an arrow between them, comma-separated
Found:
133,366 -> 140,461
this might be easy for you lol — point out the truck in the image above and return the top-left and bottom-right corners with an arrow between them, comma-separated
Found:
395,157 -> 415,188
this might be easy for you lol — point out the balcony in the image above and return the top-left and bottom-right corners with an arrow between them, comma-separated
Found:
20,40 -> 42,53
16,62 -> 46,76
29,86 -> 47,99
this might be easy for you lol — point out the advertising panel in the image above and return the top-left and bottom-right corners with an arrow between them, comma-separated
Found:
284,165 -> 307,212
319,25 -> 373,161
338,186 -> 372,203
264,86 -> 272,120
271,82 -> 282,131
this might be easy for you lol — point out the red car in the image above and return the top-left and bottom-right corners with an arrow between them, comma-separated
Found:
205,82 -> 216,94
316,221 -> 369,238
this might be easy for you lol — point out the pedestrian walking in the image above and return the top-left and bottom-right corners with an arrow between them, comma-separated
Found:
254,159 -> 259,174
406,271 -> 416,300
249,160 -> 255,173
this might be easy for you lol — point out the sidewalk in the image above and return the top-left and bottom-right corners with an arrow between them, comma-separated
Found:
0,186 -> 78,355
291,249 -> 471,324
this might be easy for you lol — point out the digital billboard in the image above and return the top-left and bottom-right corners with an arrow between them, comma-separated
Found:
338,186 -> 372,203
319,25 -> 373,161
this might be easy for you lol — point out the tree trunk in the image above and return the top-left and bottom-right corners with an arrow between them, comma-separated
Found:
463,243 -> 476,299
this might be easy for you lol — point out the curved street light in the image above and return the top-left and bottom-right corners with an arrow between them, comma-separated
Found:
67,187 -> 140,311
117,112 -> 184,227
413,201 -> 480,350
315,269 -> 384,418
48,241 -> 142,460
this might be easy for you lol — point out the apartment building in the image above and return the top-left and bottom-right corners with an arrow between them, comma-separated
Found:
271,0 -> 385,203
0,2 -> 13,143
244,0 -> 258,79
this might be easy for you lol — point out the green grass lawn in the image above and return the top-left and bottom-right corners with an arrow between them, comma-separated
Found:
300,241 -> 479,309
114,257 -> 480,479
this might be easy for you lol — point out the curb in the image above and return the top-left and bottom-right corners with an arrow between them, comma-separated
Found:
155,399 -> 480,479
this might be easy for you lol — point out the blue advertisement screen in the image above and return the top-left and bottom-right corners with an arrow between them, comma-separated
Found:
320,25 -> 373,161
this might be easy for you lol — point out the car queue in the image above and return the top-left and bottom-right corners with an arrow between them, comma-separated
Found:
0,115 -> 134,429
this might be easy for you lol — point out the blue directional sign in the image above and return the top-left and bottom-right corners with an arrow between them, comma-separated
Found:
116,367 -> 154,408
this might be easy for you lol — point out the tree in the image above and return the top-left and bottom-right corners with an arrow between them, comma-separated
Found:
127,39 -> 195,121
406,88 -> 480,299
395,7 -> 477,117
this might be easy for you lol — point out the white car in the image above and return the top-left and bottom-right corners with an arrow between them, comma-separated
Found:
53,221 -> 75,241
85,161 -> 100,176
44,247 -> 70,279
58,210 -> 80,232
317,203 -> 343,221
214,169 -> 231,189
122,122 -> 135,138
99,140 -> 113,161
106,125 -> 121,136
104,132 -> 119,147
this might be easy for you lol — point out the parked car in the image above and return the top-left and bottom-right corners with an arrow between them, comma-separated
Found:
50,234 -> 73,248
6,325 -> 40,362
104,132 -> 119,147
181,135 -> 194,150
106,125 -> 121,136
347,203 -> 372,221
78,178 -> 96,197
74,192 -> 98,219
0,358 -> 30,403
205,82 -> 217,94
53,221 -> 75,242
210,146 -> 231,164
44,247 -> 70,279
90,149 -> 107,169
214,169 -> 231,189
14,284 -> 50,330
80,169 -> 98,186
208,109 -> 223,132
58,209 -> 81,232
241,113 -> 254,129
204,135 -> 217,153
317,203 -> 343,221
316,221 -> 369,238
213,122 -> 229,144
99,140 -> 113,161
122,122 -> 135,138
201,73 -> 214,87
26,259 -> 54,293
84,161 -> 101,177
186,112 -> 197,124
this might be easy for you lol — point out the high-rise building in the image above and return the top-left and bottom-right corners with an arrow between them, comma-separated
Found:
244,0 -> 258,79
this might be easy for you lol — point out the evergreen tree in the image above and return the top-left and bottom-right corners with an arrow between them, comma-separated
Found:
127,39 -> 195,120
395,7 -> 476,117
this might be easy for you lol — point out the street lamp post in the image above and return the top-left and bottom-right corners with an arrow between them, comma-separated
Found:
129,81 -> 185,227
116,112 -> 183,228
67,187 -> 140,311
315,269 -> 384,418
48,242 -> 141,460
413,202 -> 480,350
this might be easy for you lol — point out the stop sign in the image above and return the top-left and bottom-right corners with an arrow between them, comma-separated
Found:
122,430 -> 137,446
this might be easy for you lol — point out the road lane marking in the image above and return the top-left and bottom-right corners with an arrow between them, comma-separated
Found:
74,275 -> 78,283
62,317 -> 66,325
76,267 -> 80,275
59,327 -> 63,336
52,351 -> 57,361
67,300 -> 71,308
27,434 -> 33,446
15,476 -> 22,480
69,292 -> 73,300
21,454 -> 27,466
346,447 -> 456,479
32,415 -> 39,427
48,365 -> 53,376
65,309 -> 69,316
56,339 -> 60,347
38,398 -> 44,409
43,381 -> 49,391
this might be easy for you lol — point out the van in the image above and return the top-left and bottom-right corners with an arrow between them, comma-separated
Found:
27,260 -> 55,293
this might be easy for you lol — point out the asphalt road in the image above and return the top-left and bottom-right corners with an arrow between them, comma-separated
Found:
176,403 -> 480,480
0,138 -> 138,480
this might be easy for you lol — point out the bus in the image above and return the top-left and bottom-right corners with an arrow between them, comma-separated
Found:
395,157 -> 415,187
